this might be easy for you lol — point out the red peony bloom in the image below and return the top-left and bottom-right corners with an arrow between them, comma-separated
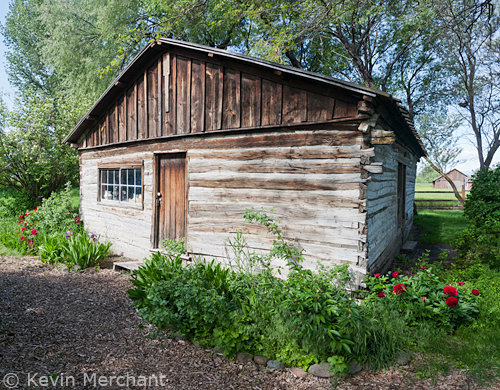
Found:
393,283 -> 407,295
458,281 -> 465,286
21,227 -> 26,232
28,240 -> 34,247
443,286 -> 458,296
446,296 -> 458,307
20,236 -> 26,241
392,271 -> 399,278
74,216 -> 81,223
472,289 -> 480,296
31,229 -> 38,236
421,296 -> 427,301
422,266 -> 426,270
374,273 -> 380,278
377,291 -> 385,298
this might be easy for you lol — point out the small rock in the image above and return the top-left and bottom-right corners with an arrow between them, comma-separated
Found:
396,352 -> 412,365
213,346 -> 223,354
71,265 -> 81,271
84,267 -> 96,274
308,362 -> 332,378
267,360 -> 284,370
236,352 -> 253,364
348,361 -> 363,375
290,367 -> 308,378
254,356 -> 269,366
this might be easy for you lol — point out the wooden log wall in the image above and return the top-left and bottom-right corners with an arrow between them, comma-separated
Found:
83,51 -> 359,148
79,127 -> 372,271
365,143 -> 418,274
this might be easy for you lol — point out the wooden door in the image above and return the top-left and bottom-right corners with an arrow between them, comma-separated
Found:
397,162 -> 406,229
154,153 -> 187,247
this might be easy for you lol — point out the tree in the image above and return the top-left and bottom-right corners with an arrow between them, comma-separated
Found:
437,0 -> 500,169
416,112 -> 462,173
0,90 -> 80,204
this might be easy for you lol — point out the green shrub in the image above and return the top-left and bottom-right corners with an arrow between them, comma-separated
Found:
364,268 -> 480,331
38,233 -> 67,265
60,231 -> 112,269
25,182 -> 80,236
0,188 -> 37,218
464,166 -> 500,227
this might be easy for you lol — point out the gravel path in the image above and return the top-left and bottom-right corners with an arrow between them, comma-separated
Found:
0,256 -> 497,389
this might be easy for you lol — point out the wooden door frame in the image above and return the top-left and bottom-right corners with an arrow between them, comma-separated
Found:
151,151 -> 188,248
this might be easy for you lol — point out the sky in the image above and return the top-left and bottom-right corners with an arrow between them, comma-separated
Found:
0,1 -> 498,175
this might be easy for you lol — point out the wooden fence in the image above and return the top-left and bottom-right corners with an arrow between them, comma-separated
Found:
415,185 -> 467,210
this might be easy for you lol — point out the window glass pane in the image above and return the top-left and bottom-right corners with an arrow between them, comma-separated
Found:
135,169 -> 141,186
105,184 -> 112,200
101,185 -> 106,199
127,186 -> 135,203
121,169 -> 127,186
113,185 -> 119,201
114,170 -> 119,186
128,169 -> 134,186
101,170 -> 107,184
107,170 -> 111,185
136,186 -> 142,203
121,185 -> 127,201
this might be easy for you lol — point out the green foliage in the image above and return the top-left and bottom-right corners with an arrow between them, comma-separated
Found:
0,188 -> 37,218
161,237 -> 188,256
456,166 -> 500,268
60,231 -> 112,269
464,166 -> 500,227
0,91 -> 80,204
364,268 -> 480,332
25,182 -> 80,236
38,233 -> 67,265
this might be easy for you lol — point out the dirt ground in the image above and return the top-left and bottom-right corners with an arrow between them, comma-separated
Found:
0,256 -> 498,390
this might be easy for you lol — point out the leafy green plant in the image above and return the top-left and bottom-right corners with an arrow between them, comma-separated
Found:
61,232 -> 111,269
161,237 -> 188,256
364,268 -> 480,331
464,166 -> 500,227
38,233 -> 67,265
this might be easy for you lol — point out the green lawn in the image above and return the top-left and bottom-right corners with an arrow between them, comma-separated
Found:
413,209 -> 468,245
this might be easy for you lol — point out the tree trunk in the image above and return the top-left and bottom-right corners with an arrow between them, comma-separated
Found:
424,157 -> 465,206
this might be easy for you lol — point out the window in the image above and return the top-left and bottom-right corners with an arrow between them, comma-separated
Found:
99,165 -> 143,206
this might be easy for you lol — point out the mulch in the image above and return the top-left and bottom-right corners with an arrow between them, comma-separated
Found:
0,256 -> 498,389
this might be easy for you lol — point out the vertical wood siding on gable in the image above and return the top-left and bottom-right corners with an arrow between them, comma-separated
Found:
82,52 -> 359,148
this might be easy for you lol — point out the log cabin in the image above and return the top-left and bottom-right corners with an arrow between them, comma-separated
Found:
64,38 -> 426,284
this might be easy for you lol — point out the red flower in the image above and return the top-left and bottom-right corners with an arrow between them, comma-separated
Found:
374,273 -> 380,278
458,281 -> 465,286
74,216 -> 81,223
472,289 -> 480,296
18,220 -> 22,225
19,215 -> 24,219
446,296 -> 458,307
21,227 -> 26,232
377,291 -> 385,298
31,229 -> 38,236
443,286 -> 458,296
393,283 -> 407,295
421,296 -> 427,301
20,236 -> 26,241
28,240 -> 34,247
392,271 -> 399,278
422,266 -> 426,270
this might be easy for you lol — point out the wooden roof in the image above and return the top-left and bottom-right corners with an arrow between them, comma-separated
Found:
432,168 -> 470,182
64,38 -> 426,157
